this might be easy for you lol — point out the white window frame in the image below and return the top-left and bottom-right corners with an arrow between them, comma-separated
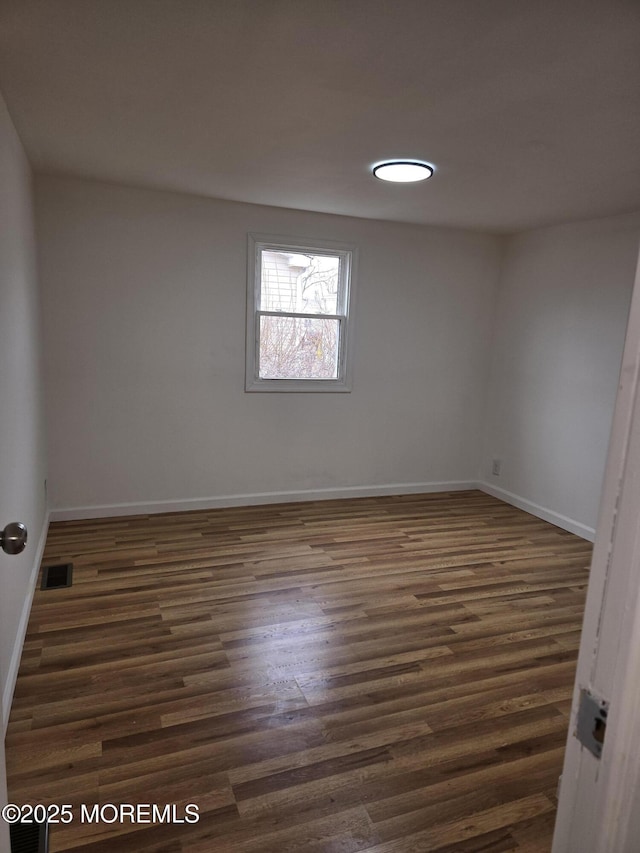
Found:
245,233 -> 357,392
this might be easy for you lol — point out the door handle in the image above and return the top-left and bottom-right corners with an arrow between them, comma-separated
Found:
0,522 -> 28,555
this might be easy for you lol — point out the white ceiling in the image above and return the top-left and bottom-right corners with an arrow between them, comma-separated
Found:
0,0 -> 639,233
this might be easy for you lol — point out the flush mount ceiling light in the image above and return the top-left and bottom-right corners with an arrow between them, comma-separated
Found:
372,160 -> 434,183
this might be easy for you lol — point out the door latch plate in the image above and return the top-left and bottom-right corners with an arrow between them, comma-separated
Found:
576,688 -> 609,758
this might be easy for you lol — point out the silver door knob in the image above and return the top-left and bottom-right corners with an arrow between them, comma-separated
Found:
0,522 -> 28,555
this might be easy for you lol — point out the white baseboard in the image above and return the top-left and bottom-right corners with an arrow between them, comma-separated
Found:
49,480 -> 478,521
49,480 -> 595,538
478,481 -> 595,542
3,510 -> 50,731
49,482 -> 597,543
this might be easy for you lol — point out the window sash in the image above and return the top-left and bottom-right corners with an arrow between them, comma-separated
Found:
255,314 -> 345,381
256,246 -> 351,316
257,310 -> 345,322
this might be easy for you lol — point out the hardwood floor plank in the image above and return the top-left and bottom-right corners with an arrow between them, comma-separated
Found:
360,793 -> 555,852
6,491 -> 590,851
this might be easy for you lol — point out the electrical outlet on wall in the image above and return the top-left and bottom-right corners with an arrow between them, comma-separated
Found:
492,459 -> 501,476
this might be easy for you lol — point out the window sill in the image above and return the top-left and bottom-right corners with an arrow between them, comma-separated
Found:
245,378 -> 352,393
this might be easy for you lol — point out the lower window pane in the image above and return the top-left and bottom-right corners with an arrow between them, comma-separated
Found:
259,315 -> 340,380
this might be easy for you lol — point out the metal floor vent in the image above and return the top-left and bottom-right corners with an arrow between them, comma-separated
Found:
41,563 -> 73,590
10,820 -> 48,853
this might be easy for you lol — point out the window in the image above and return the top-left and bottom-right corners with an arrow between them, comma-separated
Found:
246,234 -> 356,392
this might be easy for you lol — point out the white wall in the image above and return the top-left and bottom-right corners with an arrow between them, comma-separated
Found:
482,213 -> 640,538
36,175 -> 502,516
0,93 -> 47,737
35,176 -> 640,536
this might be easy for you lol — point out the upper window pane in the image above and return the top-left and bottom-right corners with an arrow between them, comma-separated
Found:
260,250 -> 340,315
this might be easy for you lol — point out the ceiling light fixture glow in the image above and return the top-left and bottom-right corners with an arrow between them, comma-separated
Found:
373,160 -> 434,183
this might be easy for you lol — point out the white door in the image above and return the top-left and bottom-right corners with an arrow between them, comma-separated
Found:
553,244 -> 640,851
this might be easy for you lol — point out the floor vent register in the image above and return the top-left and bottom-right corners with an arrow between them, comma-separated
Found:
40,563 -> 73,589
10,820 -> 48,853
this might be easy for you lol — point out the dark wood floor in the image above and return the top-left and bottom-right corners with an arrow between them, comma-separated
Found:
5,491 -> 592,852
